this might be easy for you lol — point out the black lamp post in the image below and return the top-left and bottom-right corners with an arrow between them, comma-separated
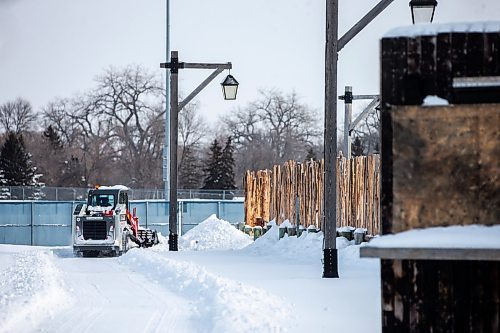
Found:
161,51 -> 237,251
409,0 -> 438,24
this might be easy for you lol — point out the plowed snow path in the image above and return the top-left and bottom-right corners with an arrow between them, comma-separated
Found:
38,251 -> 196,333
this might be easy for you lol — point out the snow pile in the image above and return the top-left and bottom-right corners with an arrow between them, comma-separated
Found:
243,221 -> 353,262
120,249 -> 291,333
368,224 -> 500,249
178,214 -> 252,251
0,249 -> 71,333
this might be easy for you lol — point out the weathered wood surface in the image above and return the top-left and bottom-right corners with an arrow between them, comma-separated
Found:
244,156 -> 380,234
385,104 -> 500,234
381,259 -> 500,333
361,247 -> 500,261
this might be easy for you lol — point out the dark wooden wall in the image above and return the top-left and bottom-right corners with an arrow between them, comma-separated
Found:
382,259 -> 500,333
381,32 -> 500,106
379,30 -> 500,333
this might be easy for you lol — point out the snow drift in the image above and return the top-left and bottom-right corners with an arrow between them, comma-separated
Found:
121,248 -> 291,333
0,247 -> 71,333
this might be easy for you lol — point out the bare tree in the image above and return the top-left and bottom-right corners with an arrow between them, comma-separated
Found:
220,89 -> 322,187
251,89 -> 321,160
351,107 -> 380,155
40,66 -> 166,187
83,65 -> 165,187
0,98 -> 37,133
178,101 -> 208,171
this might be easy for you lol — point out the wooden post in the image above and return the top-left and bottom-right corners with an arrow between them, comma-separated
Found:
323,0 -> 339,278
168,50 -> 179,251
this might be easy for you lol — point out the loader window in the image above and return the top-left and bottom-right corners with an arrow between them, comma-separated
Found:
90,194 -> 115,208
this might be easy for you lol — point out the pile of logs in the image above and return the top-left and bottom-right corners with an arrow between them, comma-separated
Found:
244,155 -> 380,235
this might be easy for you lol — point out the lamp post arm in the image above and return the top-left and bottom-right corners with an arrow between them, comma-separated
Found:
337,0 -> 394,52
349,97 -> 380,132
183,63 -> 231,70
178,67 -> 226,111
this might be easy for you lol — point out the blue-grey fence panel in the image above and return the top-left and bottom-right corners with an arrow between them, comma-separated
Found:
180,201 -> 218,234
129,201 -> 170,236
0,202 -> 32,245
0,200 -> 243,245
0,225 -> 31,245
144,201 -> 169,236
219,202 -> 245,224
33,202 -> 73,246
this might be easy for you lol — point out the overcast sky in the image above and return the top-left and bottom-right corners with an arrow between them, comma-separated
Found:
1,0 -> 499,129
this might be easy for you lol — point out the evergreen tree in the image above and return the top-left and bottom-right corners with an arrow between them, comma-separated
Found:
201,139 -> 224,189
0,132 -> 36,186
59,155 -> 86,187
220,137 -> 236,190
352,136 -> 365,157
43,125 -> 63,151
304,147 -> 317,162
179,147 -> 202,189
0,168 -> 10,199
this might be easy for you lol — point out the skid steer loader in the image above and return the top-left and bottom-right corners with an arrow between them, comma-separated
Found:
72,185 -> 159,257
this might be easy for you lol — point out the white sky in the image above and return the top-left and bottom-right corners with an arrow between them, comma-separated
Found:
1,0 -> 499,130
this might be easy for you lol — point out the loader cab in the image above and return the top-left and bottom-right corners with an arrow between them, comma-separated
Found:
87,190 -> 118,210
86,187 -> 130,212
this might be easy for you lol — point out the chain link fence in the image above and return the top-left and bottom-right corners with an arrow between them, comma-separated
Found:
0,186 -> 244,201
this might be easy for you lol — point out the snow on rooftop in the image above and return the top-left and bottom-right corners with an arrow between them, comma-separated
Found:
97,185 -> 130,190
368,225 -> 500,249
384,21 -> 500,38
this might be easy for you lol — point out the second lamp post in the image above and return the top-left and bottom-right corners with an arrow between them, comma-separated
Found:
161,51 -> 238,251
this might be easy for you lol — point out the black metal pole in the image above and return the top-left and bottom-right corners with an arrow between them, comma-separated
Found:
323,0 -> 339,278
168,50 -> 179,251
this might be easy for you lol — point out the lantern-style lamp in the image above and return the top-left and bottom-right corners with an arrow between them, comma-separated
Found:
221,74 -> 239,100
409,0 -> 437,24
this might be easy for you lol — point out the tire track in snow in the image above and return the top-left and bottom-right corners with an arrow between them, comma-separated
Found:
40,251 -> 195,333
120,248 -> 292,333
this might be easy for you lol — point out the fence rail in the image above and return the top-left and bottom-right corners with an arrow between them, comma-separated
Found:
0,187 -> 244,201
244,156 -> 380,235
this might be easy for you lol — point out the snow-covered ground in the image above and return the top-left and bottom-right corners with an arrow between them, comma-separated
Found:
0,215 -> 381,333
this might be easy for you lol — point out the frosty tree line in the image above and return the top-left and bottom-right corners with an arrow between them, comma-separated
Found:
0,65 -> 379,190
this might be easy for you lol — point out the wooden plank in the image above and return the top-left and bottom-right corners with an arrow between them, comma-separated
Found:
361,246 -> 500,261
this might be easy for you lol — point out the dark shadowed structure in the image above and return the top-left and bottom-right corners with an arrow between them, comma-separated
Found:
363,23 -> 500,332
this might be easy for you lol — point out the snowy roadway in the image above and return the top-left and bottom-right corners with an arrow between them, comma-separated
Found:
0,217 -> 381,333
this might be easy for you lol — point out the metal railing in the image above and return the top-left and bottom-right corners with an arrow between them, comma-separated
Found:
0,186 -> 244,201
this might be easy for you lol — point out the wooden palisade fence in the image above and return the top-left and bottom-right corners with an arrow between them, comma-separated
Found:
244,155 -> 380,235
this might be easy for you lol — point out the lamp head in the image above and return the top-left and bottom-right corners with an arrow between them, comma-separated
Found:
409,0 -> 438,24
221,74 -> 239,100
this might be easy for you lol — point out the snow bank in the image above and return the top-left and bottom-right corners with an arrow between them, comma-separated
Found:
0,248 -> 71,333
177,214 -> 252,251
368,225 -> 500,249
120,249 -> 291,333
243,221 -> 354,262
